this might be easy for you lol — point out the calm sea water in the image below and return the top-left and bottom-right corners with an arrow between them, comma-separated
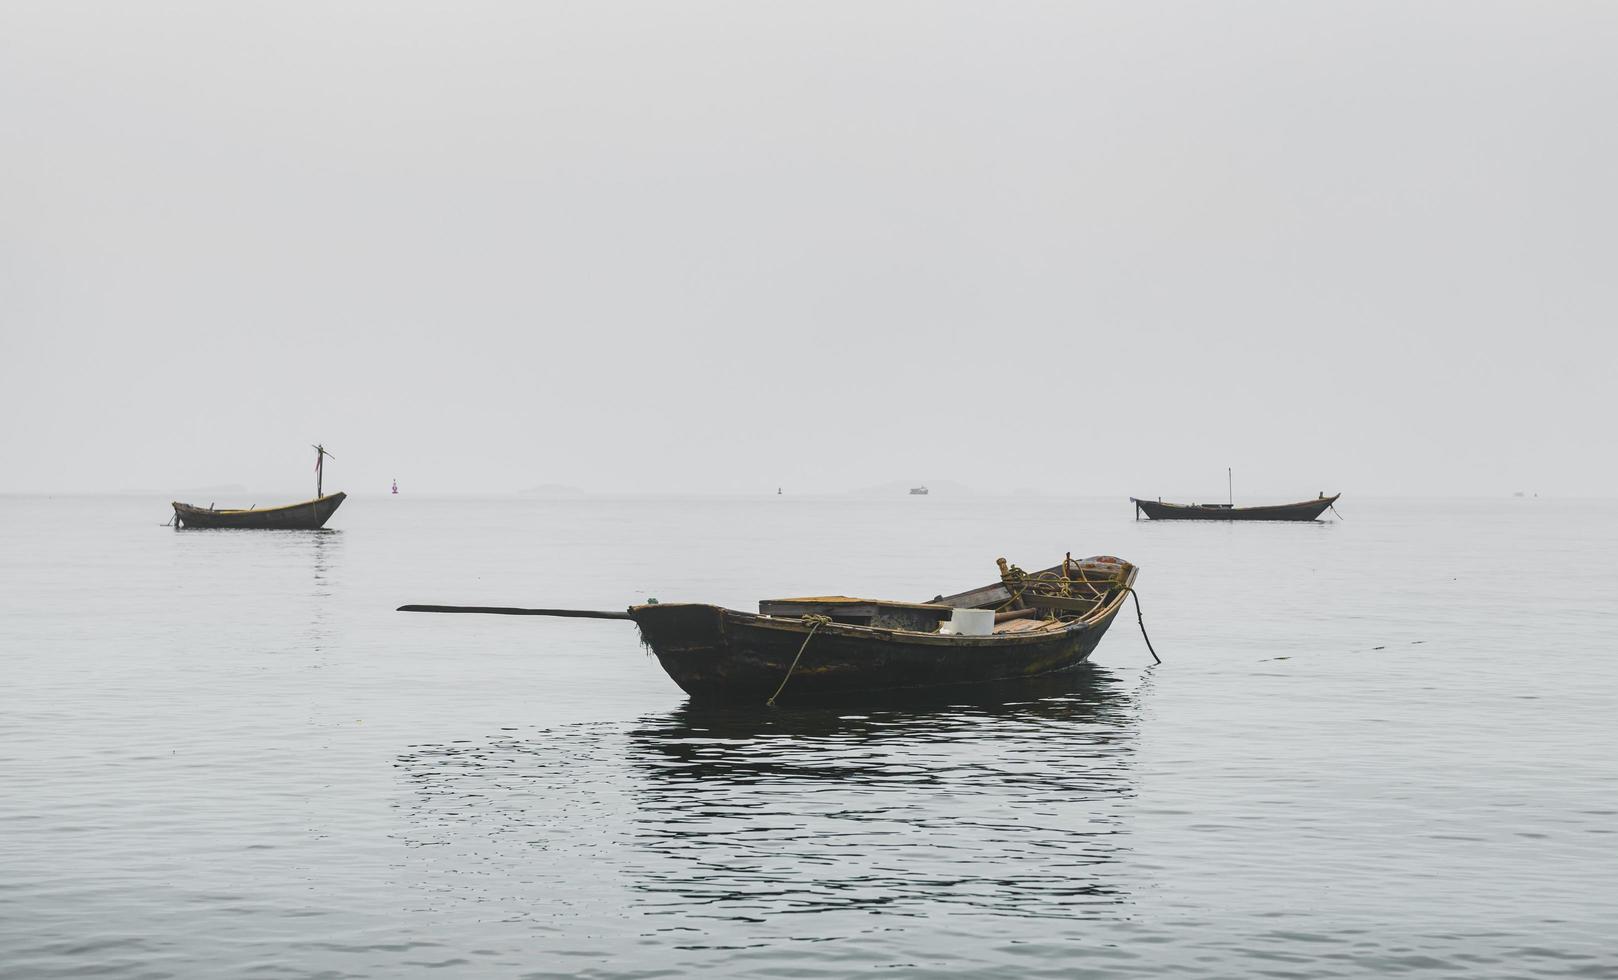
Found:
2,493 -> 1615,978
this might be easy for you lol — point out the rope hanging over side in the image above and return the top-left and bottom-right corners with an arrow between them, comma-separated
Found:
766,614 -> 832,707
1124,587 -> 1161,664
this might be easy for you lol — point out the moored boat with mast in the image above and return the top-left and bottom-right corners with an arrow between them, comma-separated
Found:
171,444 -> 346,529
1131,468 -> 1339,521
1130,494 -> 1338,521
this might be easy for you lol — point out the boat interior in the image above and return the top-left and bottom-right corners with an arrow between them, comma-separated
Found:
757,555 -> 1133,635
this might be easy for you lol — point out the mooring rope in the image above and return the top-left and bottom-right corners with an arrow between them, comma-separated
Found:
766,614 -> 832,707
1124,587 -> 1161,664
995,562 -> 1028,612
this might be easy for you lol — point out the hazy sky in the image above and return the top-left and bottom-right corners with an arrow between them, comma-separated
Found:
3,1 -> 1614,498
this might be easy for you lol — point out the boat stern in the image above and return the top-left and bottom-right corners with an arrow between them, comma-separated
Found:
629,603 -> 775,702
629,602 -> 727,651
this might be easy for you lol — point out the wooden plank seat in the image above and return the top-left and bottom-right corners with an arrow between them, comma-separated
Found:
993,617 -> 1059,634
1020,593 -> 1104,614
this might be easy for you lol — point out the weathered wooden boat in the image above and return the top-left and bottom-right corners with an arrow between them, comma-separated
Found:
1130,493 -> 1339,521
400,554 -> 1146,705
171,493 -> 346,529
171,443 -> 344,529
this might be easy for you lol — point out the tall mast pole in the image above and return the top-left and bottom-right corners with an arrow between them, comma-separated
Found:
312,444 -> 334,498
1228,467 -> 1232,507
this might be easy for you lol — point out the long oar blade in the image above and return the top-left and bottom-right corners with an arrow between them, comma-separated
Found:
397,604 -> 632,620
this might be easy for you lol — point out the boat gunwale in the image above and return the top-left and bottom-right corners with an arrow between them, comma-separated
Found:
171,492 -> 346,516
630,566 -> 1136,648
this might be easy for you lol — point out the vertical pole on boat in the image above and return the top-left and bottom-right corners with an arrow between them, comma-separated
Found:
1227,467 -> 1232,507
312,444 -> 334,499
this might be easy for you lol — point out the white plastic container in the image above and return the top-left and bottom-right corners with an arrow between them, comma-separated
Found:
938,608 -> 994,636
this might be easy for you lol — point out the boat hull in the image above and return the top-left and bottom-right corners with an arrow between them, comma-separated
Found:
630,597 -> 1129,705
172,492 -> 346,530
1131,495 -> 1337,522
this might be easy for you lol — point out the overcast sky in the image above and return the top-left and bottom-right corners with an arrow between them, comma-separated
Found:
2,1 -> 1613,498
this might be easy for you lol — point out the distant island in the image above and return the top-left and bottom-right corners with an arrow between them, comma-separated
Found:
517,484 -> 589,497
119,483 -> 251,497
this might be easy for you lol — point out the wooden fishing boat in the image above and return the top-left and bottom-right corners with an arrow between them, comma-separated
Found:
171,492 -> 346,529
637,555 -> 1139,703
400,554 -> 1145,705
1130,493 -> 1338,521
171,443 -> 344,529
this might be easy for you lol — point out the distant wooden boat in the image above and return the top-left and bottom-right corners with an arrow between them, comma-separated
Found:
172,443 -> 344,529
172,493 -> 346,529
1131,493 -> 1339,522
909,485 -> 929,495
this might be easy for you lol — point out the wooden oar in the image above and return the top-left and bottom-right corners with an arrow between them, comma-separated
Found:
397,604 -> 633,620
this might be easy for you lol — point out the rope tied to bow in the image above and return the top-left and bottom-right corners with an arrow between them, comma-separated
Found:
766,614 -> 833,707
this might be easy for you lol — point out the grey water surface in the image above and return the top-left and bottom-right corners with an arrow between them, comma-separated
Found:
2,494 -> 1615,978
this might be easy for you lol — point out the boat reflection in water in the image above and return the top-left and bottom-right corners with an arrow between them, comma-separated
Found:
626,667 -> 1142,921
394,666 -> 1146,936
